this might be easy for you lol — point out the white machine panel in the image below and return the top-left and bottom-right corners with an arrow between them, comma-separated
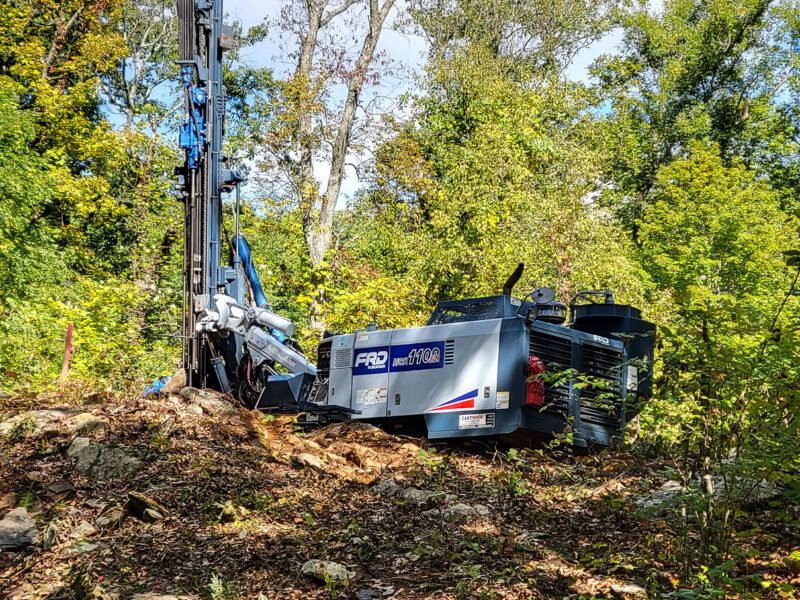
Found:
386,320 -> 501,417
350,329 -> 393,418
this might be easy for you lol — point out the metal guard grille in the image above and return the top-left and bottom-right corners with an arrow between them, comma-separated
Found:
579,343 -> 624,429
429,301 -> 501,325
333,348 -> 352,369
444,339 -> 455,365
529,331 -> 572,416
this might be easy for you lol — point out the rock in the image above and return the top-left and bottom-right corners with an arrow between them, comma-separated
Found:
69,520 -> 97,539
67,436 -> 91,458
0,408 -> 74,438
41,521 -> 59,550
0,493 -> 16,510
294,452 -> 324,470
48,478 -> 76,495
65,540 -> 108,555
400,487 -> 447,507
515,530 -> 548,544
180,387 -> 239,417
47,478 -> 76,502
355,585 -> 394,600
73,443 -> 140,480
636,475 -> 782,517
25,471 -> 46,483
126,491 -> 168,522
373,480 -> 401,496
96,505 -> 125,529
160,369 -> 187,396
635,480 -> 684,515
301,559 -> 356,584
439,503 -> 491,523
0,507 -> 39,549
71,413 -> 109,436
611,582 -> 647,600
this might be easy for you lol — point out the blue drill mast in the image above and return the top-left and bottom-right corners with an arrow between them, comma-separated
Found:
176,0 -> 318,401
176,0 -> 245,390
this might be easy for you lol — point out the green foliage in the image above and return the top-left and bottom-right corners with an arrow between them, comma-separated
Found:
636,143 -> 800,572
0,1 -> 180,392
208,573 -> 240,600
358,43 -> 647,309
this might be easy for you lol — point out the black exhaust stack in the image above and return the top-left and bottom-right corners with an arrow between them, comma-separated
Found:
503,263 -> 524,296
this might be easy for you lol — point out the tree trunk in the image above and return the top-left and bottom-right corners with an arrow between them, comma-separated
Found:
296,0 -> 396,334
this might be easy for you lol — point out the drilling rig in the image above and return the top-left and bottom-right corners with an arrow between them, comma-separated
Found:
175,0 -> 319,406
174,0 -> 656,447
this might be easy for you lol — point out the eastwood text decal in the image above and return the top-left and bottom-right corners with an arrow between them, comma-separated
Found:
426,388 -> 478,412
353,341 -> 446,375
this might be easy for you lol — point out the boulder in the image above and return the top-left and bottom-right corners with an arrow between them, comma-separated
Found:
301,559 -> 356,584
72,443 -> 140,481
634,480 -> 684,515
636,476 -> 782,517
439,503 -> 491,523
1,408 -> 74,439
611,582 -> 647,600
69,520 -> 97,540
373,479 -> 401,496
400,487 -> 449,507
180,387 -> 239,417
67,437 -> 91,458
126,492 -> 168,523
0,507 -> 39,549
71,413 -> 109,436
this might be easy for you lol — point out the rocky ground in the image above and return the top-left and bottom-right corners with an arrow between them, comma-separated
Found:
0,389 -> 797,599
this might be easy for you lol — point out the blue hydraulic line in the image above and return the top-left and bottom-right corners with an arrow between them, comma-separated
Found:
234,234 -> 287,342
178,66 -> 206,169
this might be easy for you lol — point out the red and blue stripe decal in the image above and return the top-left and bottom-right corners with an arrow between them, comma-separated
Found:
426,388 -> 478,412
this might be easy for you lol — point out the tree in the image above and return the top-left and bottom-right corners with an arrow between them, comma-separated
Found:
99,0 -> 178,132
0,0 -> 183,389
637,143 -> 800,578
594,0 -> 800,235
411,0 -> 620,78
252,0 -> 397,333
357,37 -> 646,309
